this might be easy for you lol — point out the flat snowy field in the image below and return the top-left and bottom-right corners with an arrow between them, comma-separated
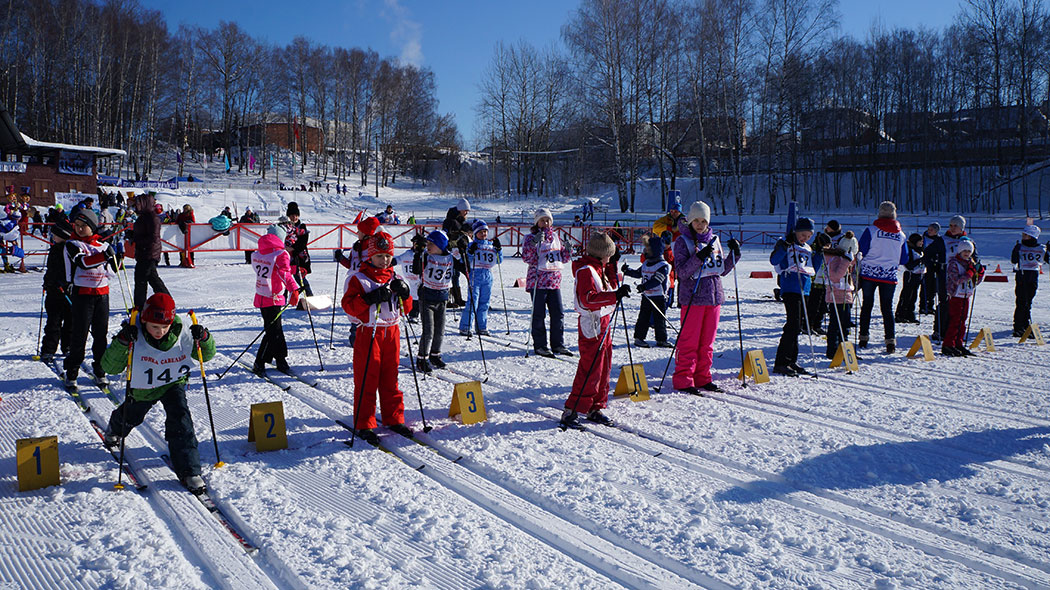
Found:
1,203 -> 1049,589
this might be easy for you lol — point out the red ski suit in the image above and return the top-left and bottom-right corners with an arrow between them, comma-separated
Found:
342,262 -> 414,430
565,256 -> 620,414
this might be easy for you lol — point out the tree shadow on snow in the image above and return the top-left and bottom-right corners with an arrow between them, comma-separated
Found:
714,426 -> 1050,504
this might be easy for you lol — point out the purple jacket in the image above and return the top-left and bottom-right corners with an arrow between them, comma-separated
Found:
672,220 -> 738,307
522,227 -> 571,290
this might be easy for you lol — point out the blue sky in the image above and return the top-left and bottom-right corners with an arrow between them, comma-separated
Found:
142,0 -> 963,149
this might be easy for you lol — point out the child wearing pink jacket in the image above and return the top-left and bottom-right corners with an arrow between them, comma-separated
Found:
251,224 -> 301,375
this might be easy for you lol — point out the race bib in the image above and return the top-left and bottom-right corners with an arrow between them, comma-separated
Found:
537,235 -> 563,271
129,324 -> 194,390
422,253 -> 454,290
472,243 -> 499,270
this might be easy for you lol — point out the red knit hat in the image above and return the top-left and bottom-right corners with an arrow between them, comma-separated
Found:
141,293 -> 176,325
358,216 -> 381,237
366,231 -> 395,259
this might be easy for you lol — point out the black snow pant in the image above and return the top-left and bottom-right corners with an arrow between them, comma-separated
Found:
40,287 -> 72,358
895,273 -> 922,322
108,381 -> 201,479
256,305 -> 288,366
774,292 -> 803,369
859,278 -> 897,343
806,285 -> 827,332
418,299 -> 446,358
1014,276 -> 1039,334
634,295 -> 668,343
134,258 -> 169,311
64,292 -> 110,381
825,302 -> 852,358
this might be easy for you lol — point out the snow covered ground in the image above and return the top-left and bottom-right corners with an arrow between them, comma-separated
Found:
2,188 -> 1050,589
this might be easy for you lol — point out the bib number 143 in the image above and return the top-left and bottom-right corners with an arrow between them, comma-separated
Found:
143,365 -> 190,386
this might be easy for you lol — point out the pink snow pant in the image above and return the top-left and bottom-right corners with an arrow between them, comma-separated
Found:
673,304 -> 721,390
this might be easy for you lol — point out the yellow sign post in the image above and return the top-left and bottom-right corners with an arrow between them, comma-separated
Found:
449,381 -> 487,425
969,328 -> 996,352
613,364 -> 650,401
17,436 -> 60,492
906,335 -> 936,361
828,342 -> 860,372
737,350 -> 770,384
1019,324 -> 1046,345
248,401 -> 288,451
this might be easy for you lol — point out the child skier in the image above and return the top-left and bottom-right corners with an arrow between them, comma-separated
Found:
943,240 -> 984,357
560,232 -> 629,428
522,208 -> 573,358
815,231 -> 857,358
413,230 -> 453,373
459,220 -> 502,337
894,233 -> 925,325
622,235 -> 673,348
251,224 -> 300,375
770,217 -> 816,377
1011,224 -> 1045,337
671,201 -> 740,393
39,219 -> 74,364
336,217 -> 382,342
63,210 -> 117,392
394,233 -> 426,323
341,231 -> 413,443
102,293 -> 215,493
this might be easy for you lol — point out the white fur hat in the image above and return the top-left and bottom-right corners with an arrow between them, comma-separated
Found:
687,201 -> 711,224
957,239 -> 975,253
534,207 -> 553,224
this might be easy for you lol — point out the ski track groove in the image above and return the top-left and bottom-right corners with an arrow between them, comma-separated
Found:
227,353 -> 723,590
278,352 -> 1026,590
71,377 -> 285,590
428,362 -> 1050,589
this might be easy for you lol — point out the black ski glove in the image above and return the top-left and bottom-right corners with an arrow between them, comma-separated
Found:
333,249 -> 345,262
727,238 -> 741,256
467,242 -> 478,255
104,245 -> 119,272
116,322 -> 137,346
492,237 -> 501,250
190,324 -> 209,344
697,243 -> 714,260
390,278 -> 410,300
362,286 -> 391,305
620,263 -> 630,274
609,246 -> 622,266
635,283 -> 646,292
411,234 -> 427,252
615,285 -> 631,300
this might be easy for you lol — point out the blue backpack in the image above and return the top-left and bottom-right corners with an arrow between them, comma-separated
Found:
209,215 -> 232,232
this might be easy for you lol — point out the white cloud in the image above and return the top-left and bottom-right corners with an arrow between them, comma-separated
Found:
382,0 -> 423,66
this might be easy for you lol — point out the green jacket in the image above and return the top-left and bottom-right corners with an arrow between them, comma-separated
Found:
102,315 -> 216,402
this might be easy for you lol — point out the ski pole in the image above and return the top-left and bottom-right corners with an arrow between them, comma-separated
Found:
464,257 -> 488,380
964,279 -> 978,343
791,245 -> 819,378
641,294 -> 680,336
495,251 -> 511,335
619,300 -> 642,395
655,261 -> 703,393
729,232 -> 746,387
115,310 -> 138,490
112,255 -> 131,314
400,301 -> 431,432
216,300 -> 293,379
189,310 -> 224,468
34,287 -> 44,360
329,253 -> 341,348
821,253 -> 851,371
299,269 -> 325,371
349,304 -> 379,447
524,280 -> 538,357
563,298 -> 620,429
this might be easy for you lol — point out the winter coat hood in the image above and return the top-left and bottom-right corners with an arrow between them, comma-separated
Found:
135,192 -> 155,213
872,218 -> 902,234
257,233 -> 285,255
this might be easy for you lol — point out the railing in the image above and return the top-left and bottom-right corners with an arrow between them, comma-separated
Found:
7,222 -> 785,265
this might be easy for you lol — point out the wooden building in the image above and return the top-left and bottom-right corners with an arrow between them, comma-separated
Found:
0,106 -> 126,207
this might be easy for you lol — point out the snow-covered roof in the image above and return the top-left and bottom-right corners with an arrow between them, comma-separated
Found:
19,132 -> 126,157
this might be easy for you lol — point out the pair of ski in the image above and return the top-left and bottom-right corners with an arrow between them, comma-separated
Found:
50,359 -> 257,554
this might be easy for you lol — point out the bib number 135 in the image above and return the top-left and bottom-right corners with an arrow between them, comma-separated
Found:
143,365 -> 191,386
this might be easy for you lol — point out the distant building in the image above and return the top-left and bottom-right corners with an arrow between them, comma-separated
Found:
0,105 -> 126,207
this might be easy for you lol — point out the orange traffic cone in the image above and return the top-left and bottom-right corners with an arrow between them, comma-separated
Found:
993,263 -> 1003,274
